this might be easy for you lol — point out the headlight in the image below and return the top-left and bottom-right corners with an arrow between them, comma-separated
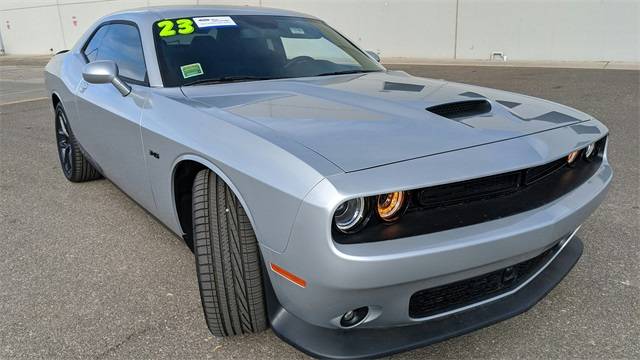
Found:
376,191 -> 407,222
334,197 -> 369,233
584,142 -> 597,160
567,149 -> 580,165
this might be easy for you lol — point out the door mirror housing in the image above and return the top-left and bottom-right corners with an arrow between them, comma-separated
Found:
82,60 -> 131,96
366,50 -> 380,63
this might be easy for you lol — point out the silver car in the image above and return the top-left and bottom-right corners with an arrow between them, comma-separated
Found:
44,6 -> 612,358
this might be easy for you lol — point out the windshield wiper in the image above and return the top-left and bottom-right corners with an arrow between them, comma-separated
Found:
315,69 -> 382,77
183,75 -> 281,86
183,71 -> 380,85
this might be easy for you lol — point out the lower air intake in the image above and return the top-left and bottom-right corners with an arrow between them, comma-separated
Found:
408,243 -> 560,318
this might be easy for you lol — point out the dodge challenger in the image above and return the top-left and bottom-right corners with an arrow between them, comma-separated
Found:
44,6 -> 612,358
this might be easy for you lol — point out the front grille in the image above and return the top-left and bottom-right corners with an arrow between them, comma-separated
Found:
524,157 -> 567,185
409,243 -> 560,318
412,156 -> 567,211
415,172 -> 520,210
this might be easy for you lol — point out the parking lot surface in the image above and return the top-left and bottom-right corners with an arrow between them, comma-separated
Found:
1,61 -> 638,359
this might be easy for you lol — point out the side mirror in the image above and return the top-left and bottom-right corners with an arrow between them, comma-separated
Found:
366,50 -> 381,63
82,60 -> 131,96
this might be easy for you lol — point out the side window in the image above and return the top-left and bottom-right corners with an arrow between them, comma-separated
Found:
85,23 -> 147,84
83,25 -> 109,62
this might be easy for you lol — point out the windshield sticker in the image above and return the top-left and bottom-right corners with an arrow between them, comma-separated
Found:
176,19 -> 195,35
290,27 -> 305,35
157,19 -> 195,37
193,16 -> 237,28
157,20 -> 176,37
180,63 -> 204,79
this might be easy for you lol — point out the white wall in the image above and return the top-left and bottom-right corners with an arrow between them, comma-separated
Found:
456,0 -> 640,62
0,0 -> 638,62
262,0 -> 458,59
0,0 -> 65,55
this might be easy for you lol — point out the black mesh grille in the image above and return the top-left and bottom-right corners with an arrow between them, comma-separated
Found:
409,243 -> 560,318
426,100 -> 492,119
414,172 -> 520,210
524,157 -> 567,185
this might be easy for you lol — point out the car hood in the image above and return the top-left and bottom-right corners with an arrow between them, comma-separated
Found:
181,71 -> 592,172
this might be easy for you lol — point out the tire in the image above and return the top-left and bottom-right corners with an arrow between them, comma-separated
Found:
54,102 -> 101,182
192,169 -> 267,336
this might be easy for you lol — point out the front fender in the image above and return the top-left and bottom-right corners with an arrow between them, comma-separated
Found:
141,88 -> 340,253
169,154 -> 260,245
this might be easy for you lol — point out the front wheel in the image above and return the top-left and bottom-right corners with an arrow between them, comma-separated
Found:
54,103 -> 101,182
192,169 -> 267,336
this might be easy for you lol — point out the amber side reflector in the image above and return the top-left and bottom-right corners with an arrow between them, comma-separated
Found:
270,263 -> 307,288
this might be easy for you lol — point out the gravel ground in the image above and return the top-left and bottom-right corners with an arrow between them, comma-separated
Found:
0,63 -> 638,359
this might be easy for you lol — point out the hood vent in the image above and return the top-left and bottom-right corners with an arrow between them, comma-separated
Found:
426,100 -> 492,119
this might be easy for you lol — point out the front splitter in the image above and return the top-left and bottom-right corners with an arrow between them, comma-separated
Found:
265,237 -> 583,359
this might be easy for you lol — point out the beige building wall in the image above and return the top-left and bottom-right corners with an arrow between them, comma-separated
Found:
0,0 -> 638,62
456,0 -> 640,62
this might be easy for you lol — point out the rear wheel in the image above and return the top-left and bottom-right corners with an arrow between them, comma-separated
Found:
192,169 -> 267,336
54,103 -> 101,182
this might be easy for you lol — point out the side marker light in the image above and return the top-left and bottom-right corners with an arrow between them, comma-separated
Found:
270,263 -> 307,288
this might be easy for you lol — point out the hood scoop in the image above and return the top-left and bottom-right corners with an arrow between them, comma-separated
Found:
426,100 -> 492,119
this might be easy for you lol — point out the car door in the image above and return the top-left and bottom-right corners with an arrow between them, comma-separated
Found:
74,22 -> 156,211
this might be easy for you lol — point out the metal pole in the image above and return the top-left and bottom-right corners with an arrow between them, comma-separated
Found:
453,0 -> 459,60
0,27 -> 5,55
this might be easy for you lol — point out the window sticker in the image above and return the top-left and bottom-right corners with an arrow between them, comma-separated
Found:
290,27 -> 305,35
180,63 -> 204,79
157,20 -> 176,37
193,16 -> 237,28
157,18 -> 195,37
175,19 -> 195,35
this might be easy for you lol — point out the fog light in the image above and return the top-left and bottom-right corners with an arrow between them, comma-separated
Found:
340,307 -> 368,327
343,310 -> 355,321
567,150 -> 580,165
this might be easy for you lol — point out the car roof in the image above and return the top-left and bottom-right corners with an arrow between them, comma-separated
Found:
107,5 -> 316,23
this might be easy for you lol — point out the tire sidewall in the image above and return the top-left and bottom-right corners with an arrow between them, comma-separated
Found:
54,103 -> 74,180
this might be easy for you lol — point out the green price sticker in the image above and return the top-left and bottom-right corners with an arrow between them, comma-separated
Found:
180,63 -> 203,79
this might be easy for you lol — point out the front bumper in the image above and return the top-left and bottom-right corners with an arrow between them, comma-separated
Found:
258,123 -> 611,358
260,160 -> 611,326
266,235 -> 583,359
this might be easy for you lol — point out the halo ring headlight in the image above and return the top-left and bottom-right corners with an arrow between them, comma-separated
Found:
567,150 -> 580,165
334,197 -> 369,233
585,143 -> 597,160
376,191 -> 407,222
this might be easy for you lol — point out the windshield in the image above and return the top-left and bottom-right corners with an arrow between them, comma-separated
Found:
153,15 -> 384,87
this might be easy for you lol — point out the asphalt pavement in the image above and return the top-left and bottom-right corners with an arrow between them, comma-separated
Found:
1,60 -> 638,359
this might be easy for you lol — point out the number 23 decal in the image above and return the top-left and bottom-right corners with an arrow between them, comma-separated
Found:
157,19 -> 195,37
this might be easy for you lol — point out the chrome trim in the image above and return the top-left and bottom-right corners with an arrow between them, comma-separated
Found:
413,226 -> 581,322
